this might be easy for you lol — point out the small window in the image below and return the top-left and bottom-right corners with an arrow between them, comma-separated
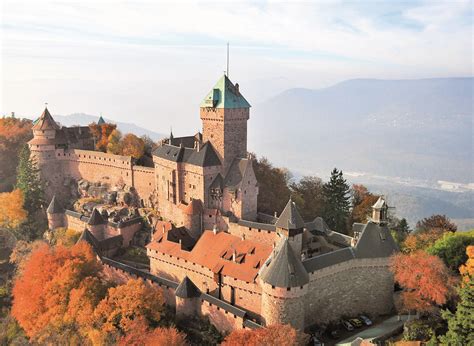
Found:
287,287 -> 291,291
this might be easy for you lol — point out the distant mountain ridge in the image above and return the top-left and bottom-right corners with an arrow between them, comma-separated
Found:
249,77 -> 473,184
53,113 -> 165,141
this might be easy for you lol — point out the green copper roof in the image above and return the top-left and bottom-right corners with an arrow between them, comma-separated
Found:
98,116 -> 106,125
200,75 -> 251,109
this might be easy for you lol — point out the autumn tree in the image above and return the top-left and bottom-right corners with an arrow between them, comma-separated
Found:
11,243 -> 107,342
390,251 -> 456,313
322,168 -> 351,233
290,176 -> 324,220
89,122 -> 117,152
427,230 -> 474,272
107,129 -> 123,155
222,324 -> 309,346
121,133 -> 145,159
459,245 -> 474,281
91,278 -> 164,342
402,229 -> 445,254
0,117 -> 33,192
252,156 -> 291,215
416,214 -> 457,233
9,239 -> 44,274
118,318 -> 187,346
0,189 -> 27,230
350,184 -> 380,224
440,250 -> 474,345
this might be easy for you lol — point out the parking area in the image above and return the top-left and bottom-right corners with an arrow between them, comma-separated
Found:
308,315 -> 409,345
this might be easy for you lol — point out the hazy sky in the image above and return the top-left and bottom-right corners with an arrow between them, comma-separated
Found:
1,0 -> 472,134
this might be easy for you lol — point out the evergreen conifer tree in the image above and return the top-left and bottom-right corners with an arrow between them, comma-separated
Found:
16,145 -> 44,214
322,168 -> 350,233
440,277 -> 474,344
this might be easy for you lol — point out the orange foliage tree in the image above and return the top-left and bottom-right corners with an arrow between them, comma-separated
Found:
89,123 -> 117,152
0,117 -> 33,191
121,133 -> 145,159
351,184 -> 380,224
11,242 -> 107,342
390,251 -> 456,313
222,324 -> 309,346
403,229 -> 445,253
459,245 -> 474,283
0,189 -> 27,229
91,278 -> 164,341
118,317 -> 187,346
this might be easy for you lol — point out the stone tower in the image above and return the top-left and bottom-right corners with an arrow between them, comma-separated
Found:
28,107 -> 60,164
88,208 -> 106,239
275,199 -> 305,255
46,195 -> 65,230
259,238 -> 309,330
200,75 -> 251,171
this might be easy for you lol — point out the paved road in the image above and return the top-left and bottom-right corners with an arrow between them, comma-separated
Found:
336,315 -> 410,345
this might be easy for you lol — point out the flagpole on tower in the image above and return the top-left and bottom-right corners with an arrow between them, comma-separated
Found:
226,42 -> 229,78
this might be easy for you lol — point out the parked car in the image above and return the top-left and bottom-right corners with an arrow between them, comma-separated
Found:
341,319 -> 354,331
359,315 -> 373,326
349,318 -> 363,328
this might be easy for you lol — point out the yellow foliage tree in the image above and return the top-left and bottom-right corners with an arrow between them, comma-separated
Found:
459,245 -> 474,284
0,189 -> 27,229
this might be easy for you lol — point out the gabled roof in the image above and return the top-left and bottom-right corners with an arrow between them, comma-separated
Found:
200,75 -> 251,109
97,116 -> 106,125
372,196 -> 387,209
260,238 -> 309,287
175,276 -> 201,298
88,208 -> 105,225
187,142 -> 221,167
32,107 -> 60,130
275,199 -> 305,230
153,141 -> 221,167
210,174 -> 224,190
224,158 -> 252,189
354,222 -> 399,258
47,195 -> 64,214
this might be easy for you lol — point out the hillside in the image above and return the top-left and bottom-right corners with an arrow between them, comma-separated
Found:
249,77 -> 473,184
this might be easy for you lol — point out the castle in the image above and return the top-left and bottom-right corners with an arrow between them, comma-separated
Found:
31,74 -> 398,333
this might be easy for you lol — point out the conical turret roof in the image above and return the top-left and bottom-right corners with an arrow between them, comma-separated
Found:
88,208 -> 105,225
47,195 -> 64,214
32,107 -> 59,130
97,116 -> 106,125
260,238 -> 309,288
372,196 -> 387,209
175,276 -> 201,298
275,199 -> 305,230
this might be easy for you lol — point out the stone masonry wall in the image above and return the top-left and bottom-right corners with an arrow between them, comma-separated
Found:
303,257 -> 394,327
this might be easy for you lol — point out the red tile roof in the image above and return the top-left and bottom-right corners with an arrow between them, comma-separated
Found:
147,230 -> 272,283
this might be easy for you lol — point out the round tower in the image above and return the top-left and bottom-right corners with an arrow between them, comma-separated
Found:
259,238 -> 309,330
175,276 -> 201,319
46,195 -> 65,230
88,208 -> 106,240
28,107 -> 62,165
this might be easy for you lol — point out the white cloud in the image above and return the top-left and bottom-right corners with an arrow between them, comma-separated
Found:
0,0 -> 472,132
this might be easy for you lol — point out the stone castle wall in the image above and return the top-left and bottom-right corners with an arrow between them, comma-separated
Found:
303,257 -> 394,327
258,257 -> 394,330
36,148 -> 155,204
148,248 -> 263,317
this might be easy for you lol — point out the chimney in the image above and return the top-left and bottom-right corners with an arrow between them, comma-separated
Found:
274,211 -> 278,218
213,224 -> 217,235
235,83 -> 239,93
232,249 -> 237,262
196,142 -> 200,152
241,233 -> 245,241
162,225 -> 165,234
